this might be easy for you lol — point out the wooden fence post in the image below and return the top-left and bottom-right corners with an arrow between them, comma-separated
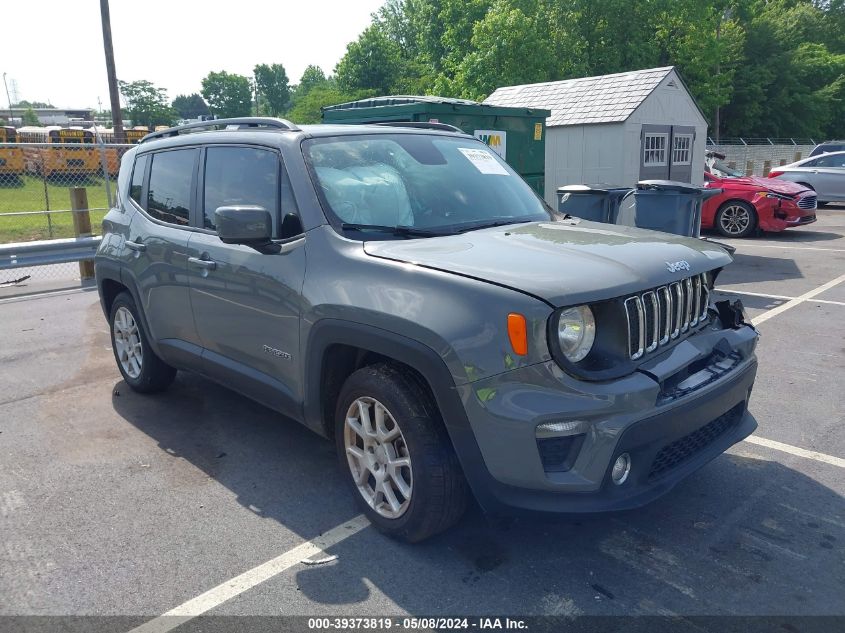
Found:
745,161 -> 754,176
763,160 -> 772,176
793,152 -> 802,163
70,187 -> 94,280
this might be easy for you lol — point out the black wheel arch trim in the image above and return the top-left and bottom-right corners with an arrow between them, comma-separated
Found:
94,261 -> 165,360
303,318 -> 500,509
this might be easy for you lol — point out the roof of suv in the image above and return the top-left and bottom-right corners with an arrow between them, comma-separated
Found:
136,118 -> 471,153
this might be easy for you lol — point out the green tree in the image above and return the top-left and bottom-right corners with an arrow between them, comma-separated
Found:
118,79 -> 176,128
335,25 -> 402,93
287,85 -> 375,124
22,107 -> 39,126
448,1 -> 586,99
297,65 -> 328,96
201,71 -> 253,118
172,93 -> 210,119
253,63 -> 291,116
13,100 -> 54,109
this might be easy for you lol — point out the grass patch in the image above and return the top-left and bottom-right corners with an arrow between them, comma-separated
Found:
0,174 -> 112,243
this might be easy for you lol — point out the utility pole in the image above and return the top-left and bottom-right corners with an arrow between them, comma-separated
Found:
2,73 -> 13,123
99,0 -> 124,142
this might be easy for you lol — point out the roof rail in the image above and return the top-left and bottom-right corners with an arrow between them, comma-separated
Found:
373,121 -> 465,134
140,117 -> 300,143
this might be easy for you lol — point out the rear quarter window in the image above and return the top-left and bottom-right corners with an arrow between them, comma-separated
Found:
130,154 -> 148,205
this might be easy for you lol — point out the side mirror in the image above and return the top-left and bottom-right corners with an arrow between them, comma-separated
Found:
215,206 -> 272,246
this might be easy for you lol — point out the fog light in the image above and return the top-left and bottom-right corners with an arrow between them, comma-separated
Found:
611,453 -> 631,485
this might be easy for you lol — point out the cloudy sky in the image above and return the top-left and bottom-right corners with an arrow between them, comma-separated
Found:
1,0 -> 385,109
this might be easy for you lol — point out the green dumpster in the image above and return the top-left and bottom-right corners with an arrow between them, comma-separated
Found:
321,96 -> 550,196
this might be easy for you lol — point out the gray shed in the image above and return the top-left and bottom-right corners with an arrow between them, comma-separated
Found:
485,66 -> 708,205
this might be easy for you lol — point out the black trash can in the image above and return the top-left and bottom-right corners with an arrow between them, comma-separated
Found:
556,184 -> 634,224
615,180 -> 722,238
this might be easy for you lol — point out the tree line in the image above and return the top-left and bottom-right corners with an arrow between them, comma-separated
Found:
114,61 -> 372,130
336,0 -> 844,139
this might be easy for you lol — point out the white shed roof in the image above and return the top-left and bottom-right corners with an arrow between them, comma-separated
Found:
484,66 -> 677,127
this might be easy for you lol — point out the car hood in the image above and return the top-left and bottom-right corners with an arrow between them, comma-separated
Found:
718,176 -> 809,195
363,220 -> 733,307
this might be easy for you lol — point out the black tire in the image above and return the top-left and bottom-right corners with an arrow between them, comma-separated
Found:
109,291 -> 176,393
715,200 -> 758,238
335,363 -> 468,542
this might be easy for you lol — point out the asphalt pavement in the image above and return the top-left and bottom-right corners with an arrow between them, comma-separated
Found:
1,207 -> 843,630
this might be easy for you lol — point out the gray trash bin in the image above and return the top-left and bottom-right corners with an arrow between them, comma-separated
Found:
616,180 -> 722,238
557,184 -> 633,224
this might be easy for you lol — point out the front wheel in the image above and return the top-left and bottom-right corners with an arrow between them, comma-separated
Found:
335,364 -> 468,542
715,201 -> 758,238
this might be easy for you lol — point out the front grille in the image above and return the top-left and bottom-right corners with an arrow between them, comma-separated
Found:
797,194 -> 817,210
624,273 -> 710,360
648,403 -> 743,481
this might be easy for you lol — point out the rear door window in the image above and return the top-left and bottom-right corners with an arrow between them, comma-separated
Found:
815,154 -> 845,168
147,149 -> 197,226
202,147 -> 279,232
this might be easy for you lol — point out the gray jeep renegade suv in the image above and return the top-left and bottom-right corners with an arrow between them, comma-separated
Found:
95,117 -> 759,542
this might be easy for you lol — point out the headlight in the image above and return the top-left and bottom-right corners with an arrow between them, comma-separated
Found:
557,305 -> 596,362
758,191 -> 792,201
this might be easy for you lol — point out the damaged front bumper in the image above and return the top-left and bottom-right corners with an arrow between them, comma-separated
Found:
453,302 -> 759,515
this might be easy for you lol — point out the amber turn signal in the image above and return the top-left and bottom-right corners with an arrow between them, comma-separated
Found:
507,313 -> 528,356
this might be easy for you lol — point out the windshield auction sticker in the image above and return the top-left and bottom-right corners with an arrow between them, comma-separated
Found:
457,147 -> 509,175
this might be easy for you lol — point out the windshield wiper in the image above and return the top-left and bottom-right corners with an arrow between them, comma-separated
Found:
452,218 -> 534,234
341,223 -> 454,237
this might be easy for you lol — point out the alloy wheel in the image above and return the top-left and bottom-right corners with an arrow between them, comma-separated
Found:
343,397 -> 413,519
719,204 -> 751,235
113,306 -> 143,379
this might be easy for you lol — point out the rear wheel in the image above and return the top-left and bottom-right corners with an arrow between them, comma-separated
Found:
335,363 -> 468,542
109,292 -> 176,393
715,201 -> 757,238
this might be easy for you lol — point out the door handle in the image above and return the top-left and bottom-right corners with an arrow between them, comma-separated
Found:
125,240 -> 146,252
188,256 -> 217,271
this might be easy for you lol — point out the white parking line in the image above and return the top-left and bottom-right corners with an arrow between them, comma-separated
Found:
127,514 -> 370,633
718,288 -> 845,307
731,243 -> 845,253
745,436 -> 845,469
750,273 -> 845,326
717,288 -> 793,300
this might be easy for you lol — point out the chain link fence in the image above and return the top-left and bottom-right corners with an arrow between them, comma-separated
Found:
705,138 -> 818,177
0,142 -> 133,288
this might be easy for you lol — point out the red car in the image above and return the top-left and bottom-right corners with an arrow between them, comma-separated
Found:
703,157 -> 817,237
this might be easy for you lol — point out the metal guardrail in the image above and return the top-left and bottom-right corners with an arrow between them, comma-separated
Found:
0,236 -> 101,270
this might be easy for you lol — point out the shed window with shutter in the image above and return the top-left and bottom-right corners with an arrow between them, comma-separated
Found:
643,133 -> 668,166
672,134 -> 693,165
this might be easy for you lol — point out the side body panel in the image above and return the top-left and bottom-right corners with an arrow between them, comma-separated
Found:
186,232 -> 307,416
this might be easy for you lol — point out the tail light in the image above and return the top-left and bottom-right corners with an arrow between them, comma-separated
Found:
768,170 -> 784,178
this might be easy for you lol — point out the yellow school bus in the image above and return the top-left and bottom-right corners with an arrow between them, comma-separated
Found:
0,126 -> 25,180
98,127 -> 148,176
17,126 -> 100,177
